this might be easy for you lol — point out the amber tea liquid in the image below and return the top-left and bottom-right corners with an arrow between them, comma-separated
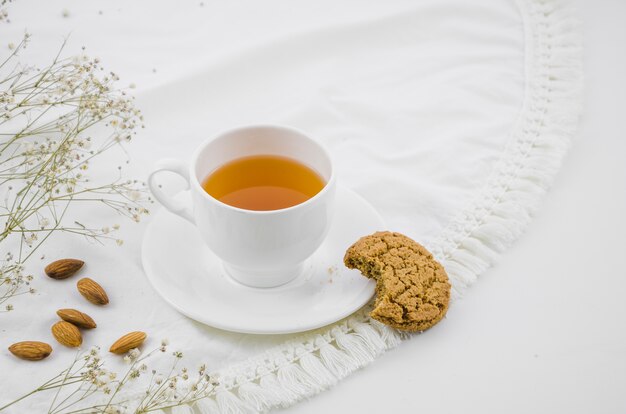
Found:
202,155 -> 325,211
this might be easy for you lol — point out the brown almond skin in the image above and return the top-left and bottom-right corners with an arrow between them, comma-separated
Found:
109,331 -> 147,354
45,258 -> 84,280
9,341 -> 53,361
57,308 -> 97,329
51,321 -> 82,347
77,278 -> 109,305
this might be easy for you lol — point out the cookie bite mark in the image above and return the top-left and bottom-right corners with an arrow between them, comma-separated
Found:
344,231 -> 451,332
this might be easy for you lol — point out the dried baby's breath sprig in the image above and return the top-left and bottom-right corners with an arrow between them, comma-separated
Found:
0,252 -> 34,311
0,344 -> 220,413
0,0 -> 12,24
0,35 -> 150,310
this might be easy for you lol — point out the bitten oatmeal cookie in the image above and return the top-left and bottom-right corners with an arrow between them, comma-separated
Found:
344,231 -> 450,332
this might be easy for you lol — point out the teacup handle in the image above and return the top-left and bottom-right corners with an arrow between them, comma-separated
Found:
148,159 -> 195,224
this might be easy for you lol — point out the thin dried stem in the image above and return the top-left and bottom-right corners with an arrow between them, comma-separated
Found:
0,346 -> 219,413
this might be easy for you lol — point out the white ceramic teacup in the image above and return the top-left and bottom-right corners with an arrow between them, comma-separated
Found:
148,125 -> 336,288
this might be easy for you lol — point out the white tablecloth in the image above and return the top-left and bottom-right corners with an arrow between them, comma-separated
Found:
0,0 -> 581,412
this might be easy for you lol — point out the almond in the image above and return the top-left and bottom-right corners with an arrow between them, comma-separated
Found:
51,321 -> 82,347
9,341 -> 53,361
45,258 -> 84,280
57,308 -> 97,329
109,331 -> 147,354
77,277 -> 109,305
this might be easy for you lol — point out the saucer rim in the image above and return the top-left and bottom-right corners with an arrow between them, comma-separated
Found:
141,184 -> 384,335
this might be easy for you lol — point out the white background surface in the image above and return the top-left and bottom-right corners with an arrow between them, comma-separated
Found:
288,1 -> 626,413
1,1 -> 623,413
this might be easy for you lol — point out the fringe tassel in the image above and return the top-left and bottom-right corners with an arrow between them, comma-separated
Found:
298,352 -> 338,387
258,372 -> 299,407
350,321 -> 388,355
276,362 -> 322,397
333,328 -> 377,364
318,341 -> 358,379
194,398 -> 220,414
369,319 -> 404,347
237,381 -> 280,412
215,389 -> 256,414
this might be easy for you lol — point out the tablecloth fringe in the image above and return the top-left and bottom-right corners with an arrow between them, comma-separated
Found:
432,0 -> 583,298
164,0 -> 582,412
184,316 -> 402,413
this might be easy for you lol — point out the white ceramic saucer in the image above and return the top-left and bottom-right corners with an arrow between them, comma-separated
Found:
141,185 -> 384,334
